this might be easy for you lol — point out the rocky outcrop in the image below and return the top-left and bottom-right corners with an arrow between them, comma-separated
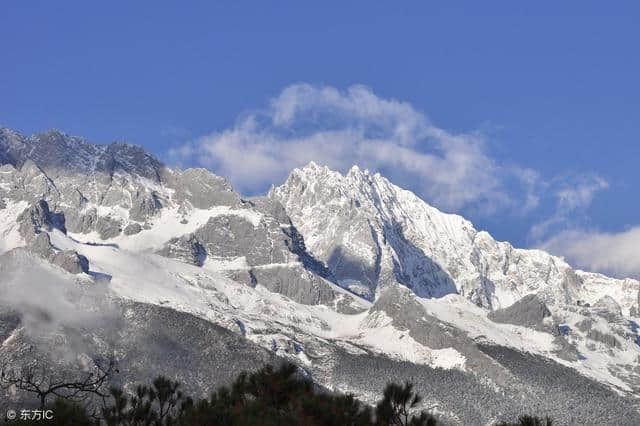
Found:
169,168 -> 239,209
156,234 -> 206,266
488,294 -> 552,330
30,232 -> 56,259
123,223 -> 142,235
130,191 -> 161,222
16,200 -> 65,241
51,250 -> 90,274
95,216 -> 122,239
250,265 -> 337,307
194,214 -> 290,266
25,232 -> 89,274
65,207 -> 98,234
593,296 -> 623,322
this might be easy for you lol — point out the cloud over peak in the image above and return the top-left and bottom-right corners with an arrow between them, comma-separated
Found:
170,83 -> 531,213
169,82 -> 640,280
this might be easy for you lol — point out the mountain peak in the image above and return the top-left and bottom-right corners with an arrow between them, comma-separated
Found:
293,162 -> 378,185
299,160 -> 330,174
347,164 -> 373,179
271,160 -> 620,310
0,127 -> 23,138
288,161 -> 341,184
36,128 -> 68,138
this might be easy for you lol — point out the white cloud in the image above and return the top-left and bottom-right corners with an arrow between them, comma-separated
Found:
528,175 -> 640,278
539,227 -> 640,279
170,83 -> 533,212
529,174 -> 609,241
555,175 -> 608,211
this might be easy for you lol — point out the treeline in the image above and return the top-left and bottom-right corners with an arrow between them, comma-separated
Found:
9,362 -> 552,426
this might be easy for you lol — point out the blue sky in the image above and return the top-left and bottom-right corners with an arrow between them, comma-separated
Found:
2,2 -> 640,277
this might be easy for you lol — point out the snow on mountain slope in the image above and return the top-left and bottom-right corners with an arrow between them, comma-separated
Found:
270,162 -> 639,313
0,198 -> 27,253
67,205 -> 262,252
46,228 -> 435,370
420,293 -> 640,392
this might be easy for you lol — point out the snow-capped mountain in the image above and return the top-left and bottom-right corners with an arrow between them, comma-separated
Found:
271,162 -> 638,312
2,128 -> 640,424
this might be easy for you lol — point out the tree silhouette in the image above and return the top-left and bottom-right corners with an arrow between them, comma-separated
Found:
101,376 -> 192,426
375,381 -> 437,426
0,357 -> 116,410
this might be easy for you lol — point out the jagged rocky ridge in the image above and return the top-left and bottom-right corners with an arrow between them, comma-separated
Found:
2,128 -> 640,424
270,162 -> 638,311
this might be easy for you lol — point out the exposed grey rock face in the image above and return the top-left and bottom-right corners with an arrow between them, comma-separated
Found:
0,130 -> 254,244
0,130 -> 197,239
247,196 -> 336,282
156,234 -> 206,266
130,190 -> 161,221
123,223 -> 142,235
250,265 -> 336,306
369,287 -> 465,350
17,200 -> 65,241
488,294 -> 552,330
0,198 -> 5,209
29,232 -> 56,259
0,128 -> 29,168
65,207 -> 98,234
177,197 -> 342,306
0,129 -> 165,183
169,168 -> 240,209
248,196 -> 290,224
12,160 -> 61,204
25,232 -> 89,274
17,199 -> 49,238
0,144 -> 12,165
194,215 -> 288,266
51,250 -> 90,274
95,216 -> 122,239
593,295 -> 623,322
